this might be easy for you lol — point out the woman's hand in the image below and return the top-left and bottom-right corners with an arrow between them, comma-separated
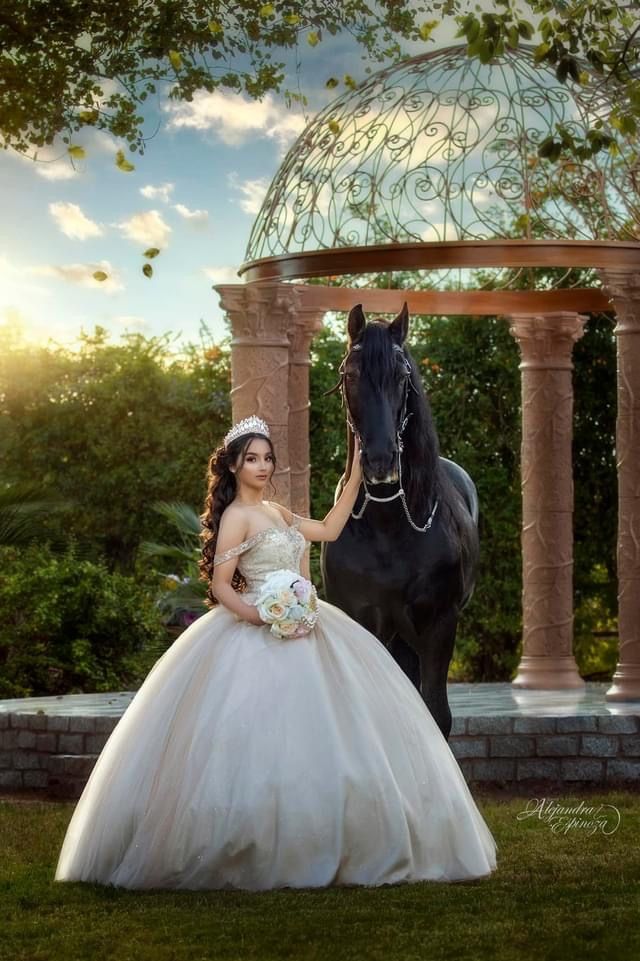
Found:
238,602 -> 265,626
350,434 -> 363,480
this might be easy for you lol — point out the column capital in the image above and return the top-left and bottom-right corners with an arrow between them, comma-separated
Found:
508,312 -> 587,370
598,270 -> 640,336
214,283 -> 246,315
214,283 -> 300,346
289,310 -> 326,362
597,269 -> 640,302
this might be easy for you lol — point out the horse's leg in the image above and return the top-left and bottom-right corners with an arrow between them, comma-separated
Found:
417,611 -> 459,741
386,634 -> 421,690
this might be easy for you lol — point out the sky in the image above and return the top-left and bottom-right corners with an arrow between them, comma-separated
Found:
0,18 -> 460,354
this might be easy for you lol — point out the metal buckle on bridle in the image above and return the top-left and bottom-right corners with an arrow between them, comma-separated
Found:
323,343 -> 439,533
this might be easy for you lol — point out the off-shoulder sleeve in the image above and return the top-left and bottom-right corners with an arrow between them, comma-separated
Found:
213,537 -> 254,567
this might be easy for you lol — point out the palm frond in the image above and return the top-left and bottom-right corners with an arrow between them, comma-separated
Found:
150,501 -> 203,536
0,480 -> 76,546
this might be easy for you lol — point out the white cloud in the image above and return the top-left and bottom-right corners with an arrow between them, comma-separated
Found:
29,260 -> 124,292
3,118 -> 131,180
173,203 -> 209,225
203,265 -> 242,285
114,209 -> 172,248
420,223 -> 461,243
0,254 -> 124,351
163,90 -> 305,150
92,78 -> 120,104
141,182 -> 175,203
34,157 -> 80,181
91,129 -> 128,155
3,141 -> 80,181
227,173 -> 270,215
49,201 -> 104,240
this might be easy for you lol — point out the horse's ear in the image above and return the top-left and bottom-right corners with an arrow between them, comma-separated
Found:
389,302 -> 409,345
348,304 -> 366,344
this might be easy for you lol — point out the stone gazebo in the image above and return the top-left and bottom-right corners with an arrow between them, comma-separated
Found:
215,45 -> 640,701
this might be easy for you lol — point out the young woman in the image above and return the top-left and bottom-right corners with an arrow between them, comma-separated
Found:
55,415 -> 497,890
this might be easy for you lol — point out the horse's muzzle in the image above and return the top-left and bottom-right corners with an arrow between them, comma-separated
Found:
364,468 -> 400,484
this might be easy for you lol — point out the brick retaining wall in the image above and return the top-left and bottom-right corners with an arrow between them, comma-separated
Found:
1,710 -> 639,798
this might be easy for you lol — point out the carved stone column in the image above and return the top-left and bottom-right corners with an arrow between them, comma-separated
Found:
215,284 -> 293,505
508,312 -> 587,689
288,299 -> 326,516
598,270 -> 640,701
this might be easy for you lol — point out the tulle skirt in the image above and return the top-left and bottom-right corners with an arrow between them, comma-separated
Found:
55,597 -> 497,890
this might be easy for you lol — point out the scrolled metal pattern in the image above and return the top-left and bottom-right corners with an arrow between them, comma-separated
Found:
245,44 -> 638,288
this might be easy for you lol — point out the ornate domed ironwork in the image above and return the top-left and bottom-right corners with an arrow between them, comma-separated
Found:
244,44 -> 638,276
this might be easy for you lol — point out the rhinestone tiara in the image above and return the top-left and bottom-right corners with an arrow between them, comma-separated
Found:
224,415 -> 271,448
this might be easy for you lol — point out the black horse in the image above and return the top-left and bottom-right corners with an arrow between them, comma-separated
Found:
320,303 -> 480,741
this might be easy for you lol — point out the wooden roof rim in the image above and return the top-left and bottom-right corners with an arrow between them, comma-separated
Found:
239,239 -> 640,283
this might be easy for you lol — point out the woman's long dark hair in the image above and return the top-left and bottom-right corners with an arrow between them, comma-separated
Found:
198,432 -> 277,607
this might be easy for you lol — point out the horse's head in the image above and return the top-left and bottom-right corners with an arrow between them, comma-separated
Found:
341,302 -> 417,485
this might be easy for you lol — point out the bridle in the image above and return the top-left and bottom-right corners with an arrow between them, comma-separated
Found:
323,341 -> 439,533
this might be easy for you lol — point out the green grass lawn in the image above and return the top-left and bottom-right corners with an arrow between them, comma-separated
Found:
1,790 -> 639,961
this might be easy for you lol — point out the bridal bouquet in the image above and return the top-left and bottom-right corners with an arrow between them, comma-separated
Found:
255,569 -> 319,639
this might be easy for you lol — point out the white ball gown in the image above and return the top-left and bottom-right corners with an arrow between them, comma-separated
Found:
55,514 -> 497,890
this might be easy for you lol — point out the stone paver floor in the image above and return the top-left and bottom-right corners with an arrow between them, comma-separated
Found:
1,682 -> 638,718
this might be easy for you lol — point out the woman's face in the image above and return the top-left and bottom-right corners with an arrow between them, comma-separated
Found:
233,438 -> 274,493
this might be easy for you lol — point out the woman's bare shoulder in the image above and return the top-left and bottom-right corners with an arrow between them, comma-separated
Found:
267,501 -> 331,542
265,501 -> 291,523
218,503 -> 251,536
267,501 -> 293,523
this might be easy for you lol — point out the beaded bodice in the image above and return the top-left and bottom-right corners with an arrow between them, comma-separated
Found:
213,514 -> 306,596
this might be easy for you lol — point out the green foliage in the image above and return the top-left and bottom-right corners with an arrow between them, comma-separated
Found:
454,1 -> 639,162
418,310 -> 618,681
0,2 -> 637,165
0,1 -> 436,158
407,313 -> 523,681
0,311 -> 620,685
0,479 -> 73,547
308,318 -> 351,593
139,501 -> 209,626
0,323 -> 231,573
0,543 -> 168,698
572,312 -> 618,678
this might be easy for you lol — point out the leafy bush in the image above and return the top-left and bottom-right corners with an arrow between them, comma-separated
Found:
139,501 -> 209,627
0,311 -> 618,687
0,323 -> 231,574
406,313 -> 523,681
0,543 -> 169,698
